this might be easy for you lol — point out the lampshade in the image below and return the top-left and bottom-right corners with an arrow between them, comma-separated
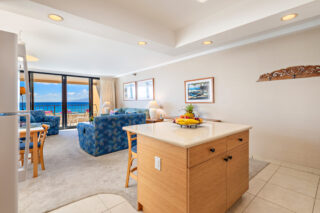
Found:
148,100 -> 159,109
20,87 -> 26,95
102,101 -> 111,114
103,101 -> 111,108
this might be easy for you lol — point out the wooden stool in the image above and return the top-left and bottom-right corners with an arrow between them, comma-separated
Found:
125,131 -> 138,187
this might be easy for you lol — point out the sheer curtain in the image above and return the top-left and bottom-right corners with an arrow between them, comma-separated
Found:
99,77 -> 116,114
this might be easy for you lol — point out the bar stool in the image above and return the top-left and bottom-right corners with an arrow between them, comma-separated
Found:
125,131 -> 138,187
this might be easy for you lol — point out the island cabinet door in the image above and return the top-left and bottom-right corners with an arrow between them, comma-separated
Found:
226,143 -> 249,209
137,135 -> 188,213
188,153 -> 227,213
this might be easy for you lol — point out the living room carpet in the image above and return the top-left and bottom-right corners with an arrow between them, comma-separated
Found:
18,129 -> 268,213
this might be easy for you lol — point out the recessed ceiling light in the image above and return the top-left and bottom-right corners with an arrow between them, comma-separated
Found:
197,0 -> 208,3
18,55 -> 39,62
26,55 -> 39,62
202,40 -> 213,45
48,14 -> 64,22
281,13 -> 298,21
138,41 -> 147,46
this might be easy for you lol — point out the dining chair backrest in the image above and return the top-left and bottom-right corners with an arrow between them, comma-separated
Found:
126,131 -> 137,153
39,124 -> 49,149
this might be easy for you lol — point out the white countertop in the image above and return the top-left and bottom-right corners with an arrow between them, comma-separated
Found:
123,121 -> 252,148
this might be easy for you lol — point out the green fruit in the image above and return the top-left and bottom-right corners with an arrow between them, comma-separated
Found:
185,104 -> 194,113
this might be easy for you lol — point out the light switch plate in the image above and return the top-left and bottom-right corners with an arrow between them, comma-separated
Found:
155,156 -> 161,171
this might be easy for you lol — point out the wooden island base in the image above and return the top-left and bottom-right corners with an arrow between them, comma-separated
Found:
137,130 -> 249,213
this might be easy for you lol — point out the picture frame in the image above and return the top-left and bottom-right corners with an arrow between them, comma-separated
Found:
123,81 -> 136,101
184,77 -> 214,103
137,78 -> 154,101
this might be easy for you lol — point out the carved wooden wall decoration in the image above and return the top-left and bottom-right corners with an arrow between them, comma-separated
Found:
257,65 -> 320,82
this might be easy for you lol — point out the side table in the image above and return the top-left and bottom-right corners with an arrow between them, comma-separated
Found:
146,118 -> 164,123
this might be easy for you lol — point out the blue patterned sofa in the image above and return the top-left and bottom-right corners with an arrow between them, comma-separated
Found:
20,110 -> 60,135
104,108 -> 149,118
77,113 -> 146,157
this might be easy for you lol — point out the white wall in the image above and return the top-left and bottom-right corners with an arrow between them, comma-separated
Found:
116,27 -> 320,169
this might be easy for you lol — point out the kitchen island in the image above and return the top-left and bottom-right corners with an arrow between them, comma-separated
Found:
123,121 -> 252,213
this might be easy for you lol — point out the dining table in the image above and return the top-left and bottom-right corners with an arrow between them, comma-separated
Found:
19,125 -> 47,178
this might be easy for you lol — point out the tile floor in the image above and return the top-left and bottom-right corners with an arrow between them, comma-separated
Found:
50,194 -> 138,213
229,162 -> 320,213
50,162 -> 320,213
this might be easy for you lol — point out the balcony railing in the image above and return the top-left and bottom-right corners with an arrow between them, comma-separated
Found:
30,103 -> 98,127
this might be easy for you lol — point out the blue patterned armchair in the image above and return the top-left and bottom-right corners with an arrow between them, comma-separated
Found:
77,113 -> 146,157
20,110 -> 60,136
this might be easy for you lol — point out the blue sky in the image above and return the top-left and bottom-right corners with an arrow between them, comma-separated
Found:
20,81 -> 89,102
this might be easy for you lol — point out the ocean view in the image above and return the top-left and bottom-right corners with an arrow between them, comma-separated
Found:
20,102 -> 89,114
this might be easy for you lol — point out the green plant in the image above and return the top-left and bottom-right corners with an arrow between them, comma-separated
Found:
185,104 -> 194,113
89,116 -> 94,122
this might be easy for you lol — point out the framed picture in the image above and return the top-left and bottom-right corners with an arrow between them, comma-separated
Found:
137,78 -> 154,101
185,77 -> 214,103
123,82 -> 136,101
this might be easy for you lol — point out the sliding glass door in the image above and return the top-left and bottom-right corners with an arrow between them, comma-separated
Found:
66,76 -> 90,127
33,73 -> 63,127
20,71 -> 99,129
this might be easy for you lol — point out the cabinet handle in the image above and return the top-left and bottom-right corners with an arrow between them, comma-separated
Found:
223,158 -> 229,162
228,155 -> 232,160
238,138 -> 243,142
210,148 -> 215,153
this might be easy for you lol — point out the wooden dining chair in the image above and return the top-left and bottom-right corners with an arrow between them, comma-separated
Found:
20,124 -> 49,170
125,131 -> 138,188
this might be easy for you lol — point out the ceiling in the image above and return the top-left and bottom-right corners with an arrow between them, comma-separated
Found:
96,0 -> 239,31
0,0 -> 319,77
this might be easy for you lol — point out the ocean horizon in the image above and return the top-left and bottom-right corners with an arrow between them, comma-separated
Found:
20,102 -> 90,114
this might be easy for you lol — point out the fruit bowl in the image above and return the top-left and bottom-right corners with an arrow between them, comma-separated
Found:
177,123 -> 201,128
173,117 -> 203,128
175,105 -> 203,128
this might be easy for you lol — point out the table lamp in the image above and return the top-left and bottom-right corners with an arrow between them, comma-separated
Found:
20,87 -> 26,110
148,100 -> 159,120
102,101 -> 111,114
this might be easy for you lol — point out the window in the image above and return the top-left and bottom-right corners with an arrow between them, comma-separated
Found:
19,71 -> 99,129
66,77 -> 89,127
33,73 -> 63,127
